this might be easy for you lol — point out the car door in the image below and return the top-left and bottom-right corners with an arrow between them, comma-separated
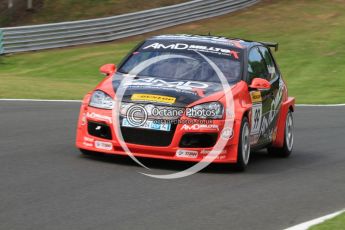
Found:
247,46 -> 274,146
258,46 -> 283,143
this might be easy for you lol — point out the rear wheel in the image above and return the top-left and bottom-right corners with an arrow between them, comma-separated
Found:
268,111 -> 294,157
234,117 -> 251,171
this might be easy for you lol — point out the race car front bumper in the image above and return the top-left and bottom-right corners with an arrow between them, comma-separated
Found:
76,105 -> 240,163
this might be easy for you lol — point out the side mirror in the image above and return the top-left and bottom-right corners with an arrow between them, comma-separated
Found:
100,64 -> 116,76
249,78 -> 271,90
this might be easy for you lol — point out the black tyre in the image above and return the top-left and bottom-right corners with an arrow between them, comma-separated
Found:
234,117 -> 251,171
268,111 -> 294,158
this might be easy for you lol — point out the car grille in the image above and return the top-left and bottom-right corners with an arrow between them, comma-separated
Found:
179,133 -> 218,148
120,123 -> 177,147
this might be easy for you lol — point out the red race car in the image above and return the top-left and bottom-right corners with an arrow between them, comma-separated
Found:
76,34 -> 295,171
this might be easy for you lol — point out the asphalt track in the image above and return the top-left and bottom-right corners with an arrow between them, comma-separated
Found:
0,101 -> 344,230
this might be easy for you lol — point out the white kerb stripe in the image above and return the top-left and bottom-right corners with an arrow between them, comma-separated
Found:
296,104 -> 345,107
284,209 -> 345,230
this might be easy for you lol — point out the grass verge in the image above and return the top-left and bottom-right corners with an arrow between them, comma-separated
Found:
1,0 -> 188,27
1,0 -> 345,103
309,212 -> 345,230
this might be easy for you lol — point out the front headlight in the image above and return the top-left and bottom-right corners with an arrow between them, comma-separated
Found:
186,102 -> 224,119
89,90 -> 114,110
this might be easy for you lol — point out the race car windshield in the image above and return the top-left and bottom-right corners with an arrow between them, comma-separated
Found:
118,42 -> 242,83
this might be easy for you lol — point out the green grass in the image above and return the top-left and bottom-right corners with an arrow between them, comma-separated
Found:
1,0 -> 187,27
309,212 -> 345,230
0,42 -> 135,99
1,0 -> 345,103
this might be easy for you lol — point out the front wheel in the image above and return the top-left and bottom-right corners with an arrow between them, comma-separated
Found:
268,111 -> 294,157
234,117 -> 251,171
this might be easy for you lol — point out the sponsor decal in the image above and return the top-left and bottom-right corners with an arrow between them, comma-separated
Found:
251,103 -> 263,135
131,94 -> 176,104
181,124 -> 219,131
176,150 -> 198,159
87,112 -> 112,124
143,42 -> 240,59
83,142 -> 93,147
216,155 -> 227,160
200,149 -> 227,155
122,118 -> 171,132
124,77 -> 209,90
84,137 -> 94,142
250,91 -> 262,103
83,137 -> 94,147
95,141 -> 113,151
259,81 -> 284,136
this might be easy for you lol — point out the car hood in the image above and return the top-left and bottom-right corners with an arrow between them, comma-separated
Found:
111,73 -> 231,107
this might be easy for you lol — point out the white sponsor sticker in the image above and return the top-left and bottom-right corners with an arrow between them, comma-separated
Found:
87,112 -> 112,124
142,43 -> 239,58
122,118 -> 171,131
200,149 -> 227,155
83,142 -> 93,147
251,103 -> 262,135
181,124 -> 219,131
84,137 -> 94,142
176,150 -> 198,159
95,141 -> 113,151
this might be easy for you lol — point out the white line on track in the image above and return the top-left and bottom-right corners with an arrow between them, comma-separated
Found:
284,209 -> 345,230
296,104 -> 345,107
1,99 -> 345,107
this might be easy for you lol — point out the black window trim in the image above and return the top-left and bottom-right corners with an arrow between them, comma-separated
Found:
258,45 -> 281,83
247,45 -> 270,82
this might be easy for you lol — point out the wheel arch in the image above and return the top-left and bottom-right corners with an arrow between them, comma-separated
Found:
272,97 -> 295,147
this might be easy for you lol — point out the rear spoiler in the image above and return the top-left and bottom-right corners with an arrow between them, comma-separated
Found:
197,34 -> 279,51
260,42 -> 279,52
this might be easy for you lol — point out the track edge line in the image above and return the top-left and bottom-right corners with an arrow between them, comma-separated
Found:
284,209 -> 345,230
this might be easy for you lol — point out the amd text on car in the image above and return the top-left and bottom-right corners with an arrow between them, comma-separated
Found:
76,34 -> 295,171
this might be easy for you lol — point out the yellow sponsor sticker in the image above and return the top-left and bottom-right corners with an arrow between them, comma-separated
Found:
131,94 -> 176,104
251,91 -> 262,103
